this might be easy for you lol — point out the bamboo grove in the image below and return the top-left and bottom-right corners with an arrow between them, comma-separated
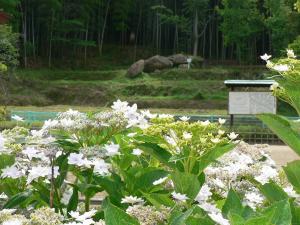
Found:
1,0 -> 300,66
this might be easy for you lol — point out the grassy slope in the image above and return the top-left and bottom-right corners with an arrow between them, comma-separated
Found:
4,66 -> 266,113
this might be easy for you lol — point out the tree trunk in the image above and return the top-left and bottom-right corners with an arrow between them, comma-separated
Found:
21,1 -> 27,68
99,0 -> 111,55
84,23 -> 89,65
32,9 -> 36,61
134,4 -> 142,61
48,10 -> 54,68
193,10 -> 199,56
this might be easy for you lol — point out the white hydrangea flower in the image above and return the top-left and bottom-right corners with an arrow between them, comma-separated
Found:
273,64 -> 289,72
171,191 -> 188,202
179,116 -> 190,122
244,192 -> 264,209
140,110 -> 157,119
93,159 -> 110,176
22,146 -> 46,160
254,165 -> 278,185
70,209 -> 97,224
68,153 -> 91,167
0,134 -> 5,150
287,49 -> 296,58
201,120 -> 210,126
27,166 -> 59,184
132,148 -> 143,156
1,165 -> 23,179
270,82 -> 279,91
218,118 -> 226,125
111,99 -> 129,112
208,212 -> 230,225
121,195 -> 144,205
0,192 -> 8,199
3,219 -> 23,225
211,138 -> 221,144
104,143 -> 120,156
218,130 -> 225,136
182,132 -> 192,140
284,186 -> 300,198
227,132 -> 238,140
260,53 -> 272,61
195,184 -> 212,203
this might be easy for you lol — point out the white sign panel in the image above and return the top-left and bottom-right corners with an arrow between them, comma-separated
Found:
229,92 -> 276,115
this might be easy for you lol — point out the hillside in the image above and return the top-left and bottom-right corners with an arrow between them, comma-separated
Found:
1,67 -> 267,111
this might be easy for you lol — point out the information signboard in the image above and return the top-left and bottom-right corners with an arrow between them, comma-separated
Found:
229,92 -> 276,115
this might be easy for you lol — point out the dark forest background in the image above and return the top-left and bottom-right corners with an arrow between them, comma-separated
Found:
1,0 -> 300,67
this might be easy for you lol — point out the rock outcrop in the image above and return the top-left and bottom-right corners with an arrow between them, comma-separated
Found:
144,55 -> 173,73
168,54 -> 188,65
126,59 -> 145,78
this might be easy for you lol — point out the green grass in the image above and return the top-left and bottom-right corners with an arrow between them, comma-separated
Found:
8,105 -> 227,115
1,66 -> 270,113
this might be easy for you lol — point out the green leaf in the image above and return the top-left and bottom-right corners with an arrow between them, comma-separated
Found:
171,171 -> 204,200
283,160 -> 300,192
137,143 -> 176,169
228,213 -> 246,225
186,206 -> 215,225
0,154 -> 15,169
133,168 -> 169,191
103,200 -> 139,225
169,206 -> 195,225
3,190 -> 33,208
93,174 -> 124,206
198,143 -> 236,173
262,199 -> 292,225
259,181 -> 289,203
67,187 -> 78,213
244,212 -> 274,225
55,155 -> 69,187
258,114 -> 300,156
290,202 -> 300,225
222,189 -> 243,217
142,192 -> 174,208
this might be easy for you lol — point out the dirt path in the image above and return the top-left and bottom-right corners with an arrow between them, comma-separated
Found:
265,145 -> 300,166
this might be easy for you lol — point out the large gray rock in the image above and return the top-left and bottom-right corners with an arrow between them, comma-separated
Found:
168,54 -> 188,65
126,59 -> 145,78
144,55 -> 173,73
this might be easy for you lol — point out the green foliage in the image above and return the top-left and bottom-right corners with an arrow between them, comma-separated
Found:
288,36 -> 300,56
283,160 -> 300,193
0,25 -> 19,69
219,0 -> 263,62
264,0 -> 294,55
103,200 -> 139,225
257,51 -> 300,225
223,189 -> 292,225
258,114 -> 300,156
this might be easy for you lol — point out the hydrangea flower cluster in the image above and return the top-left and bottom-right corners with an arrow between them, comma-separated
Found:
0,100 -> 298,224
194,142 -> 300,223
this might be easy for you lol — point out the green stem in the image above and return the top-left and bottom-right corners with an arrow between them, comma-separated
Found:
84,168 -> 93,211
85,196 -> 90,212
